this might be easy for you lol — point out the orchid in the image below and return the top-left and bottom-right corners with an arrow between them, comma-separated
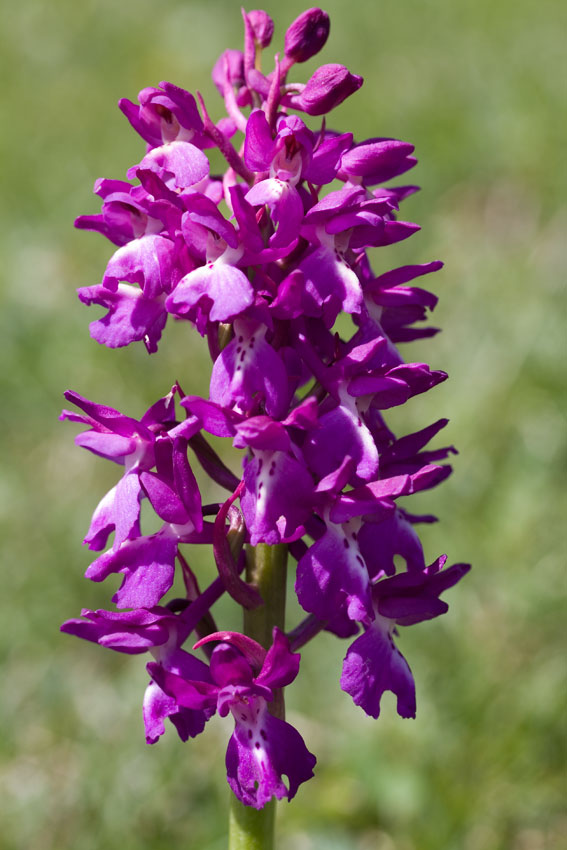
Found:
62,7 -> 468,848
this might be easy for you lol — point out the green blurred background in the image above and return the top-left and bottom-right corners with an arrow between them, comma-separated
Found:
1,0 -> 565,848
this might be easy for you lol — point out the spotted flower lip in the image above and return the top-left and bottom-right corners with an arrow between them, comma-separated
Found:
66,5 -> 468,810
340,557 -> 471,718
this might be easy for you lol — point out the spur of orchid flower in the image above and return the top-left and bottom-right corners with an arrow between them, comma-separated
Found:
62,6 -> 469,815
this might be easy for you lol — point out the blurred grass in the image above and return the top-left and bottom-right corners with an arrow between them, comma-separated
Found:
1,0 -> 565,848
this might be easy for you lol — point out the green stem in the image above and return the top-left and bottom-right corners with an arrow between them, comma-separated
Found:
228,543 -> 288,850
228,798 -> 275,850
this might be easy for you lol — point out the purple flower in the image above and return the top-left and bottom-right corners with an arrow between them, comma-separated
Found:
119,83 -> 205,148
148,628 -> 316,808
60,388 -> 202,550
74,178 -> 166,246
341,557 -> 471,718
61,605 -> 213,742
67,5 -> 469,811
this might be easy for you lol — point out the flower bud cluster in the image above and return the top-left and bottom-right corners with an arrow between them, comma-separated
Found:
63,7 -> 469,809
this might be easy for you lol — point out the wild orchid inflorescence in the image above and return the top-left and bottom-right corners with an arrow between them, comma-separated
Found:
62,7 -> 470,810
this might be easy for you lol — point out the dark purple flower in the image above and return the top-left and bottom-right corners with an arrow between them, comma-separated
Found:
148,628 -> 316,808
341,557 -> 470,718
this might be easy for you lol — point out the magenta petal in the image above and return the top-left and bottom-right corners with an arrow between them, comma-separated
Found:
244,109 -> 274,171
131,141 -> 210,189
229,184 -> 264,253
246,180 -> 304,248
233,416 -> 290,452
315,456 -> 357,494
284,8 -> 330,63
166,261 -> 253,324
209,643 -> 255,688
255,628 -> 300,691
143,680 -> 191,744
359,511 -> 426,579
378,595 -> 448,623
295,522 -> 373,625
61,607 -> 173,654
340,619 -> 416,719
159,81 -> 204,132
60,617 -> 148,655
290,64 -> 363,116
241,451 -> 314,546
374,559 -> 470,625
247,10 -> 274,47
299,245 -> 363,323
102,235 -> 176,298
347,375 -> 410,407
113,473 -> 143,547
182,194 -> 238,248
226,706 -> 316,808
370,261 -> 443,290
61,390 -> 142,436
85,533 -> 178,608
78,283 -> 167,353
303,185 -> 365,223
380,220 -> 421,245
181,396 -> 239,438
196,632 -> 266,671
341,139 -> 415,178
147,662 -> 218,712
84,486 -> 117,550
303,403 -> 378,483
172,438 -> 203,532
210,323 -> 291,419
74,430 -> 137,461
270,269 -> 307,319
139,471 -> 189,524
304,132 -> 353,185
330,474 -> 412,522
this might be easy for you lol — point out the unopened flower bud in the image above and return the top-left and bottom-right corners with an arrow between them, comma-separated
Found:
296,63 -> 363,115
212,49 -> 245,94
284,7 -> 330,63
248,9 -> 274,48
